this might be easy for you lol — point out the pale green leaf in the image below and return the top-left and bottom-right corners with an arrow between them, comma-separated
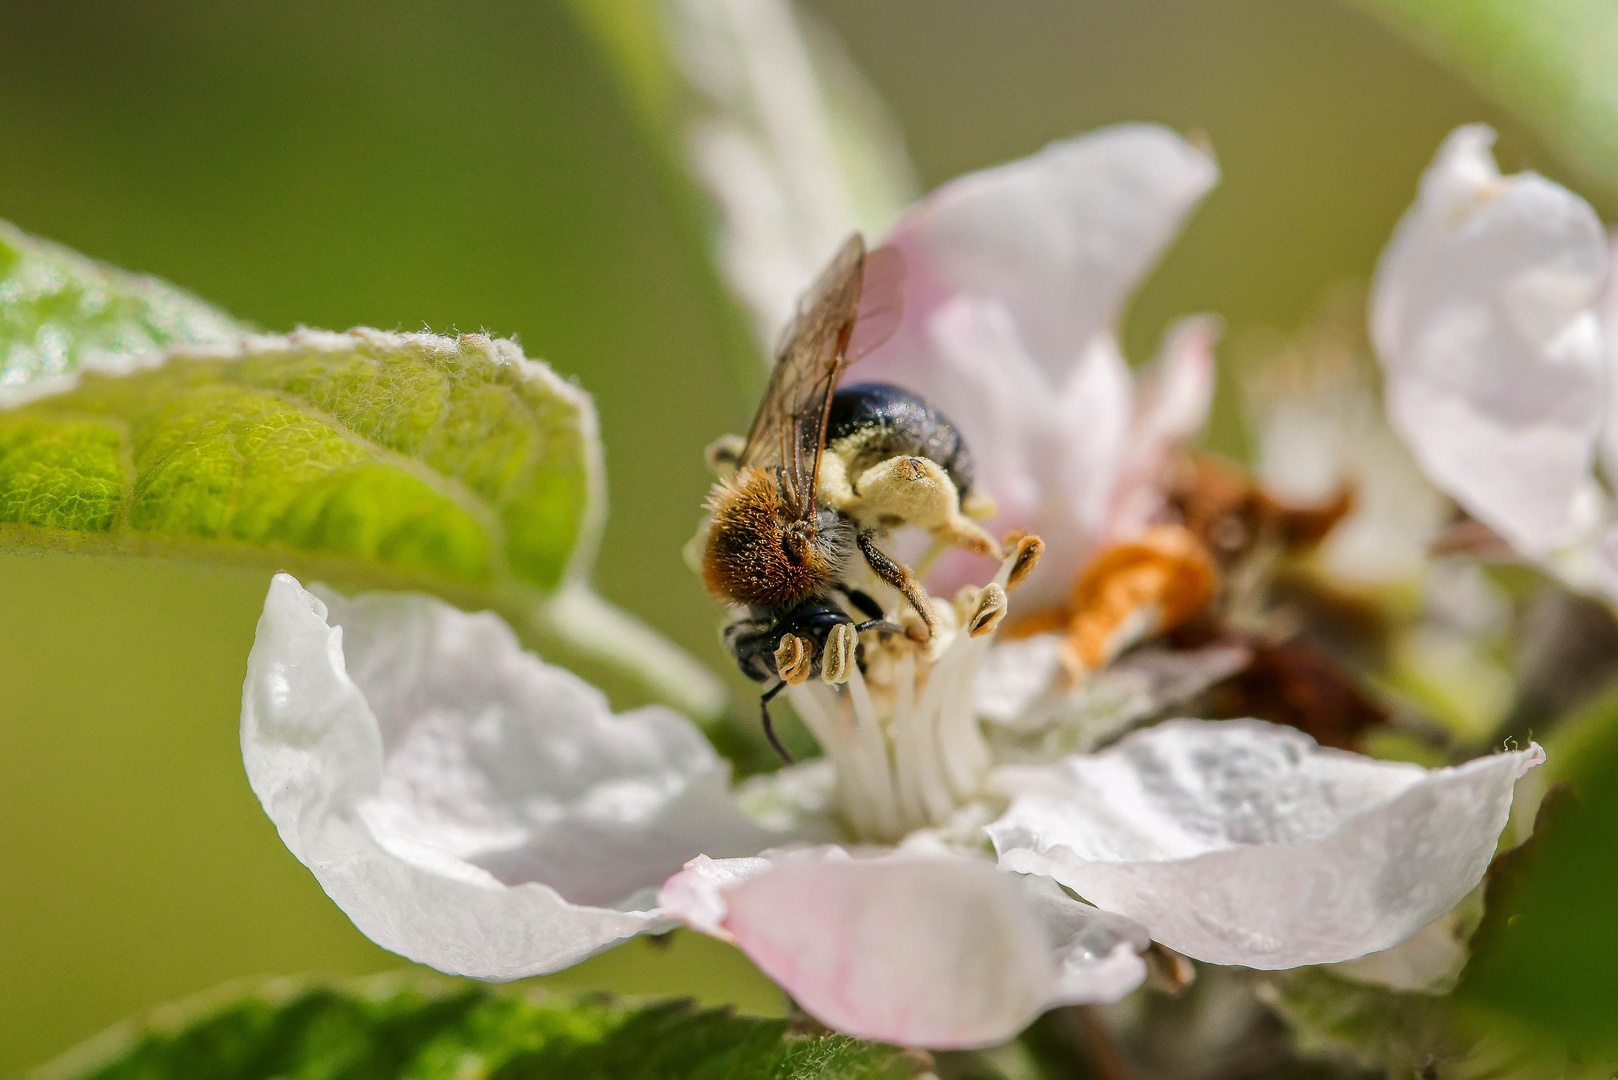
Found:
1343,0 -> 1618,199
36,975 -> 922,1080
0,328 -> 595,592
0,219 -> 245,400
0,324 -> 724,717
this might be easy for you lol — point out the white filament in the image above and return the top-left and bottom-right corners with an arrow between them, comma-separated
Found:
784,549 -> 1021,842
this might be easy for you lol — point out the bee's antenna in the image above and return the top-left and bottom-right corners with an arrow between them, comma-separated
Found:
759,681 -> 795,764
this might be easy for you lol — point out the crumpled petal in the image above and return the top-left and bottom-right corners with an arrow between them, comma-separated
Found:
1371,124 -> 1607,555
659,849 -> 1150,1049
979,636 -> 1250,758
241,573 -> 769,980
987,718 -> 1543,968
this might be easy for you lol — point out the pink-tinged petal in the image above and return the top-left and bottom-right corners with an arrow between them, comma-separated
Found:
876,125 -> 1217,381
1108,315 -> 1220,539
898,300 -> 1137,606
656,852 -> 776,940
851,128 -> 1215,597
242,574 -> 770,980
1015,872 -> 1151,1004
1131,315 -> 1220,453
1371,125 -> 1607,555
660,850 -> 1149,1049
988,719 -> 1543,969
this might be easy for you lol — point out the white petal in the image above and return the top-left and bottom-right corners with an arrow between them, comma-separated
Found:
1130,315 -> 1219,452
879,296 -> 1137,606
852,128 -> 1214,599
884,124 -> 1217,379
1329,885 -> 1483,994
1248,333 -> 1448,586
987,718 -> 1542,968
1108,315 -> 1220,539
1371,125 -> 1607,555
668,0 -> 917,348
1014,872 -> 1152,1005
1599,232 -> 1618,486
659,850 -> 1149,1049
980,637 -> 1250,758
241,574 -> 768,980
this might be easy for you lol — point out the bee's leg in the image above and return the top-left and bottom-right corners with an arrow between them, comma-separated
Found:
856,530 -> 936,640
834,582 -> 886,622
759,680 -> 794,765
854,619 -> 905,635
773,632 -> 814,686
852,456 -> 1001,559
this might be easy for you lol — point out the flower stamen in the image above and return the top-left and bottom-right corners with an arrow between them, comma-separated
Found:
786,540 -> 1039,841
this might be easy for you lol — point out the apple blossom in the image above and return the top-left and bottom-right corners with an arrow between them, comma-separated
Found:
241,127 -> 1544,1053
244,554 -> 1537,1047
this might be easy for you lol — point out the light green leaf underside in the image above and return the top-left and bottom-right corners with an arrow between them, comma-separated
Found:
0,329 -> 598,597
0,219 -> 245,394
39,976 -> 920,1080
1344,0 -> 1618,200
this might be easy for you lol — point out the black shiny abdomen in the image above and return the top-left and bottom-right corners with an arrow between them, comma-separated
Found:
825,382 -> 975,496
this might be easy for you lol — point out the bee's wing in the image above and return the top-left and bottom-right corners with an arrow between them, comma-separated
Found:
739,234 -> 869,521
846,243 -> 905,363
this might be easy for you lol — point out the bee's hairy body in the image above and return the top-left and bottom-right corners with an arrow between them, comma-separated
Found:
691,233 -> 990,761
702,466 -> 855,610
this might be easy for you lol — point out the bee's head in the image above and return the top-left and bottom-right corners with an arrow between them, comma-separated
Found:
702,468 -> 853,608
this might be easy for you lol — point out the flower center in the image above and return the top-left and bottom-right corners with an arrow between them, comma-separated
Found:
784,539 -> 1039,842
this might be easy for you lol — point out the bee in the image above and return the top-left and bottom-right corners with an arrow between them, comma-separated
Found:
699,234 -> 998,760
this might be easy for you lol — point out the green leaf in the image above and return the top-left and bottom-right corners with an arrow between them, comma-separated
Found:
1457,686 -> 1618,1043
0,328 -> 593,593
1342,0 -> 1618,200
1263,969 -> 1618,1079
37,976 -> 923,1080
0,219 -> 245,397
0,323 -> 724,717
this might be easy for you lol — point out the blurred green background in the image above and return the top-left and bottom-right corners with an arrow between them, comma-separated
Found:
0,0 -> 1593,1071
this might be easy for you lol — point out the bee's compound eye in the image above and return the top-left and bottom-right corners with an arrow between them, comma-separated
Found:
775,632 -> 813,685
